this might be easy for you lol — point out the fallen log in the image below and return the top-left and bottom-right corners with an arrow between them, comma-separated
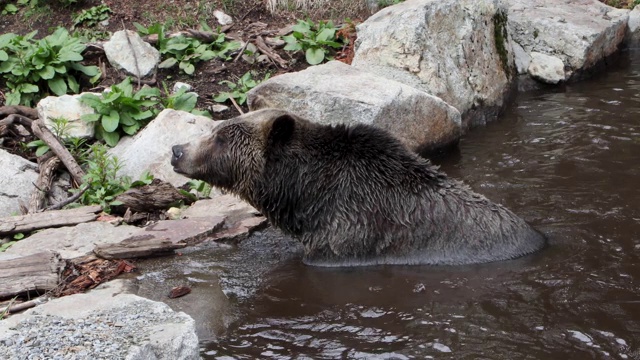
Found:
114,178 -> 194,213
0,251 -> 64,300
94,235 -> 187,259
0,205 -> 102,236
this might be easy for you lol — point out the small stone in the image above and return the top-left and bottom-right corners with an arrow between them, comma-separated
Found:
213,10 -> 233,26
166,207 -> 183,220
173,82 -> 193,93
209,104 -> 229,113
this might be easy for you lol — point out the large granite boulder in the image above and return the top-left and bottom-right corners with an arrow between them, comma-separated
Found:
352,0 -> 515,128
248,61 -> 462,153
507,0 -> 628,82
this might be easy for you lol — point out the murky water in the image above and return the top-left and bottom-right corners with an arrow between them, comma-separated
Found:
193,51 -> 640,359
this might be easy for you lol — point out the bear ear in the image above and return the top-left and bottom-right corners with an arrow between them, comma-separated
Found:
267,114 -> 295,146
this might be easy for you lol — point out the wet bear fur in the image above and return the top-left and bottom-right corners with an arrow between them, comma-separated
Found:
171,109 -> 546,266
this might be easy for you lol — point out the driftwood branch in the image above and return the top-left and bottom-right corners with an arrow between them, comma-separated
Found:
229,96 -> 245,115
253,36 -> 288,68
28,155 -> 62,214
31,119 -> 85,185
0,113 -> 34,128
0,205 -> 101,236
0,251 -> 64,300
0,105 -> 38,119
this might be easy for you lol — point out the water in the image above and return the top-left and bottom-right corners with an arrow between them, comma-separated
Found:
198,51 -> 640,359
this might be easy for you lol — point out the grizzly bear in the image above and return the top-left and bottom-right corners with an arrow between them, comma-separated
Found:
171,109 -> 546,266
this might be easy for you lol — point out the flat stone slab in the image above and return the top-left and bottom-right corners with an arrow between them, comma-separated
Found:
141,216 -> 226,246
0,280 -> 199,360
248,60 -> 461,153
4,216 -> 226,260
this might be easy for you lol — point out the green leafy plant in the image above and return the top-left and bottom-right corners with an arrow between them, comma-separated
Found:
80,77 -> 160,146
73,144 -> 131,213
282,19 -> 344,65
214,71 -> 270,106
25,117 -> 88,157
0,27 -> 100,106
72,4 -> 112,28
2,3 -> 19,15
134,22 -> 241,75
161,84 -> 210,117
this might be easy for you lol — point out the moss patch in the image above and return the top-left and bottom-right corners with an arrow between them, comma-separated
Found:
493,10 -> 511,77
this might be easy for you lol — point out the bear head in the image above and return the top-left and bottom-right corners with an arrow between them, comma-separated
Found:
171,108 -> 300,199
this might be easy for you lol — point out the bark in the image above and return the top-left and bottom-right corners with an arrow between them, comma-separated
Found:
0,251 -> 64,300
0,205 -> 101,236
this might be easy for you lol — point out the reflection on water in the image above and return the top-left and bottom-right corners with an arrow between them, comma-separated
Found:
201,51 -> 640,359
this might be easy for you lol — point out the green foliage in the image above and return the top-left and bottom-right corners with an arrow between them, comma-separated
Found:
25,117 -> 90,158
214,71 -> 270,106
74,144 -> 131,213
72,4 -> 112,28
162,84 -> 211,117
0,27 -> 100,106
188,179 -> 212,198
632,0 -> 640,9
79,77 -> 161,147
134,22 -> 241,75
2,3 -> 19,15
282,19 -> 344,65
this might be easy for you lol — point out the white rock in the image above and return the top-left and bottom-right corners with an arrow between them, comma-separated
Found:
248,61 -> 462,153
213,10 -> 233,26
508,0 -> 628,80
104,30 -> 160,77
37,94 -> 97,139
173,82 -> 193,93
353,0 -> 514,127
0,149 -> 38,217
210,104 -> 230,113
108,109 -> 221,187
528,52 -> 565,84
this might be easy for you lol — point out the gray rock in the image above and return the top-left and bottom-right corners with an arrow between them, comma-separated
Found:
353,0 -> 514,128
248,61 -> 461,153
37,94 -> 97,139
104,30 -> 160,78
508,0 -> 628,81
108,109 -> 221,187
0,280 -> 199,360
626,6 -> 640,47
528,52 -> 565,84
0,149 -> 38,217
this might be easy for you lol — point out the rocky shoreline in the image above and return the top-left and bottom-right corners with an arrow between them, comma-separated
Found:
2,0 -> 640,358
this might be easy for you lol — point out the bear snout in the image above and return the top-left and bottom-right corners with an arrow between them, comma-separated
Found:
171,145 -> 186,173
172,145 -> 183,161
